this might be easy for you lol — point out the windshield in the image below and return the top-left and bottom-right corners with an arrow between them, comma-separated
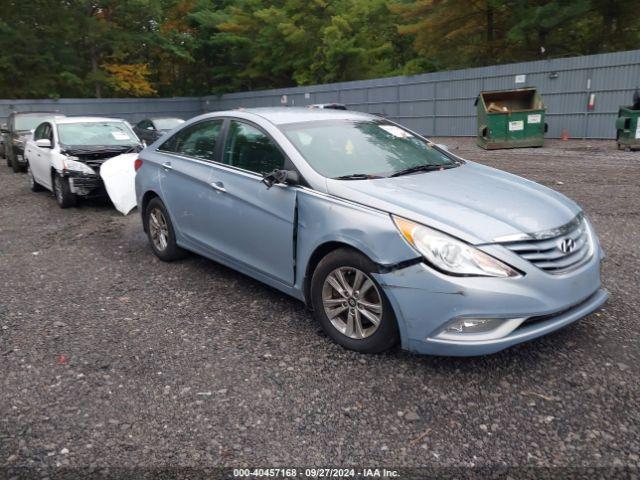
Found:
15,115 -> 53,131
58,121 -> 139,146
154,118 -> 184,130
282,120 -> 458,178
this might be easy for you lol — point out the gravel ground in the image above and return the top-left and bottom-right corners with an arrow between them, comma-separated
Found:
1,138 -> 639,476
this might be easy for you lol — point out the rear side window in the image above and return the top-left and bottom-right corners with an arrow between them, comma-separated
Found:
160,120 -> 222,161
223,120 -> 285,174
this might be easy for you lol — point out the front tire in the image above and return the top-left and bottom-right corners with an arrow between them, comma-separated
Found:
144,197 -> 186,261
28,165 -> 44,192
310,248 -> 399,353
53,173 -> 77,208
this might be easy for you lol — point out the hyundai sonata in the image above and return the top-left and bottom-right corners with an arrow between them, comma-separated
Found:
134,108 -> 608,356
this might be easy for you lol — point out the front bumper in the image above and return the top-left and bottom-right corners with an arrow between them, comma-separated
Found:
374,246 -> 607,356
65,172 -> 105,197
13,147 -> 26,164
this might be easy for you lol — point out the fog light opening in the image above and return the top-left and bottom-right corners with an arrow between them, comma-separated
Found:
446,318 -> 503,334
433,316 -> 528,342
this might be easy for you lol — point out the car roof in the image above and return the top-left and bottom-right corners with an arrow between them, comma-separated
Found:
54,116 -> 127,125
219,107 -> 376,125
13,111 -> 63,116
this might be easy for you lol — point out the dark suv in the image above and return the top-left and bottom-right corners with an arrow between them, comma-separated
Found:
1,111 -> 64,172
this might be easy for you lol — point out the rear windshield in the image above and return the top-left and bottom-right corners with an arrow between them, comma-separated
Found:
281,120 -> 456,178
15,115 -> 53,131
154,118 -> 184,130
58,122 -> 139,146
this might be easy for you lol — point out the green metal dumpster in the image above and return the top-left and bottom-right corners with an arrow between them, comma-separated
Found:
476,88 -> 547,149
615,106 -> 640,151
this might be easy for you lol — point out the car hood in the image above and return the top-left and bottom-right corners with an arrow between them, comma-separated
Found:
325,161 -> 581,244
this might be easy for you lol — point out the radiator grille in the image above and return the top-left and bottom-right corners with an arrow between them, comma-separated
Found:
500,214 -> 593,274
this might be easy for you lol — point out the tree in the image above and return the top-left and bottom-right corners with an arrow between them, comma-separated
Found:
0,0 -> 638,99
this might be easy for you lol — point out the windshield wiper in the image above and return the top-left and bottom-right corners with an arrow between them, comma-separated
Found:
390,164 -> 454,177
333,173 -> 384,180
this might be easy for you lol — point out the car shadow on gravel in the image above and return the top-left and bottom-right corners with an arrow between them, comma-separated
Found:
171,246 -> 592,374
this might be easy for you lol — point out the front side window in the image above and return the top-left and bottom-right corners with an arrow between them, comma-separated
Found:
43,124 -> 53,143
161,120 -> 222,161
33,123 -> 48,140
281,120 -> 458,178
223,121 -> 285,174
57,121 -> 139,146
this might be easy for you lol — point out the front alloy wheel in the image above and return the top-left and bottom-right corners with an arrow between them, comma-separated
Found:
53,174 -> 76,208
322,267 -> 383,339
311,248 -> 399,353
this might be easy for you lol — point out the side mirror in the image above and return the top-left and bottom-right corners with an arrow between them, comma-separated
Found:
262,169 -> 299,189
435,143 -> 449,151
35,138 -> 52,149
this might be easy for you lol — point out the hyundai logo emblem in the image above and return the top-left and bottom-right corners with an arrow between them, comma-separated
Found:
558,237 -> 576,254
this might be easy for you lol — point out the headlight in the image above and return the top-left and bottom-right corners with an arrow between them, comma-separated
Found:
63,157 -> 95,175
392,216 -> 520,277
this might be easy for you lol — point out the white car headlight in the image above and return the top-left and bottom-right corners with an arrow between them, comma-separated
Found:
63,157 -> 95,175
393,216 -> 520,278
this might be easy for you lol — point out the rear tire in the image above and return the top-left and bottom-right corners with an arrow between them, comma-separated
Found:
28,165 -> 44,192
144,197 -> 186,261
310,248 -> 399,353
53,173 -> 77,208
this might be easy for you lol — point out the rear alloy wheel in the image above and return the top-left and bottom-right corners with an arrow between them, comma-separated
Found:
53,173 -> 77,208
311,248 -> 399,353
144,197 -> 186,261
27,165 -> 44,192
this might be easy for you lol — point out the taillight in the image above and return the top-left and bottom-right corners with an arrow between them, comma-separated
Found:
134,158 -> 143,171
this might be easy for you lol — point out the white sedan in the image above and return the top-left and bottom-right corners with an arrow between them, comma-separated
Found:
24,117 -> 143,208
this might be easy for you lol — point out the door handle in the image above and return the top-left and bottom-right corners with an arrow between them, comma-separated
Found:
210,181 -> 226,193
162,162 -> 173,171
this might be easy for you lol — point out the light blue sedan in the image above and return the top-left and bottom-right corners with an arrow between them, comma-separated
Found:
134,108 -> 608,356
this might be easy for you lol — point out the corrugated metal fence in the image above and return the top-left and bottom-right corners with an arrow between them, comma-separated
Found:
2,49 -> 639,138
203,49 -> 640,139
